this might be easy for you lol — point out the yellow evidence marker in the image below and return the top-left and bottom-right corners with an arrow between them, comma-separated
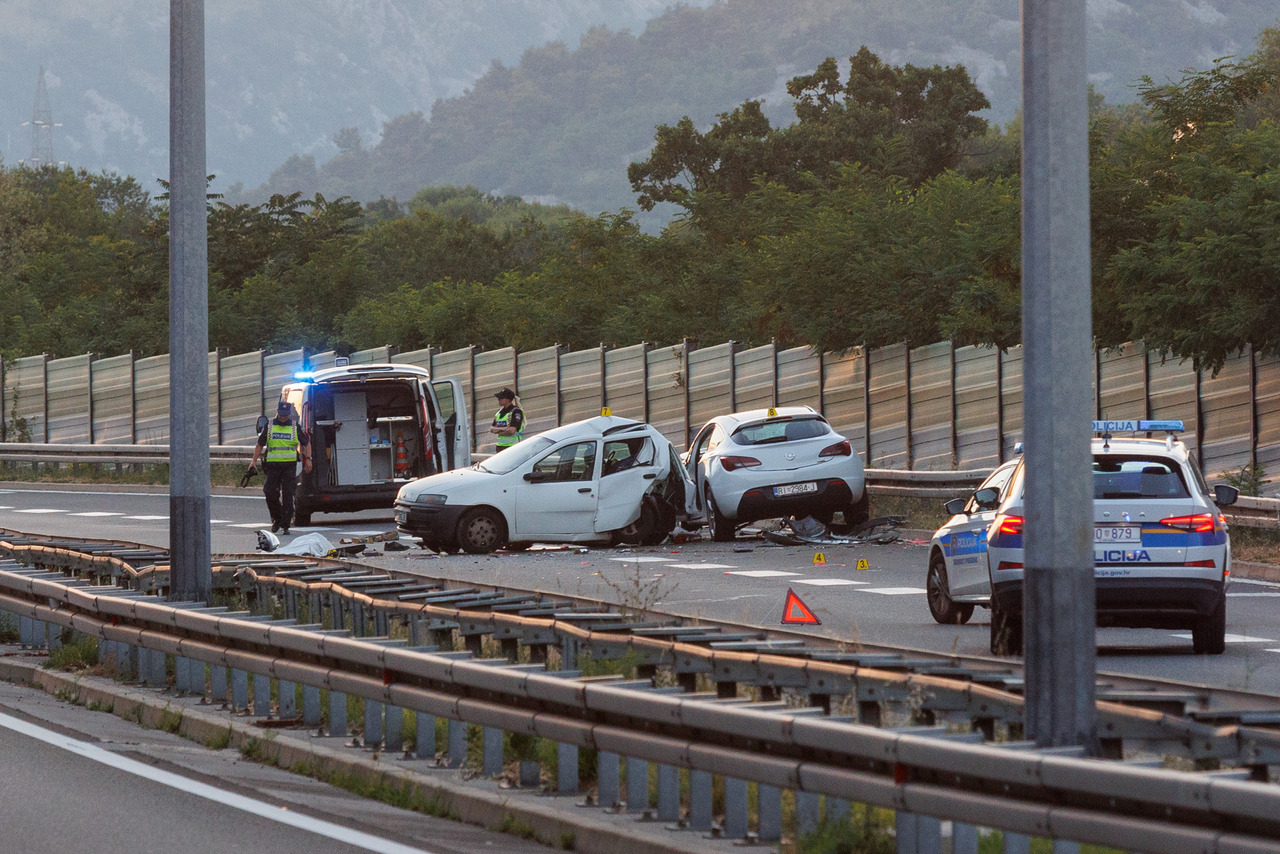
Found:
855,558 -> 870,571
813,552 -> 826,566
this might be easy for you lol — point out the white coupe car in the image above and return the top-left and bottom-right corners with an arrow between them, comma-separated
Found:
394,415 -> 698,553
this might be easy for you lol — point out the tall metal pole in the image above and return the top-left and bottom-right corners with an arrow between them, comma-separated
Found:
169,0 -> 212,603
1021,0 -> 1097,749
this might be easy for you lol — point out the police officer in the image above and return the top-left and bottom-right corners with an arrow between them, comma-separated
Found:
490,387 -> 524,450
249,400 -> 312,534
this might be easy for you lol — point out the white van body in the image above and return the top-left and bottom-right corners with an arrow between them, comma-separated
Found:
277,363 -> 470,525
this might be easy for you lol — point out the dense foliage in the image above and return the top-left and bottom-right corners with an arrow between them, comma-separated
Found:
2,38 -> 1279,373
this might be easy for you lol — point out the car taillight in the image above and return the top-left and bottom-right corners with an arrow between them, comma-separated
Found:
720,455 -> 762,471
1159,514 -> 1215,533
818,440 -> 851,458
996,514 -> 1023,535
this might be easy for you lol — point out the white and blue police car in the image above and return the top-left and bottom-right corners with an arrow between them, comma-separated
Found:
984,420 -> 1238,656
926,459 -> 1020,625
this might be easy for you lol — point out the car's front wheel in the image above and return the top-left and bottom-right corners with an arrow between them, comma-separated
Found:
1192,594 -> 1227,655
706,490 -> 734,542
456,507 -> 506,554
615,496 -> 662,546
926,554 -> 974,625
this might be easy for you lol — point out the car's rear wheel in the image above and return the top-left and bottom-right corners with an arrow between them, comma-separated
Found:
616,497 -> 662,546
989,596 -> 1023,656
456,507 -> 505,554
926,554 -> 974,625
844,490 -> 871,528
707,490 -> 735,542
1192,594 -> 1227,655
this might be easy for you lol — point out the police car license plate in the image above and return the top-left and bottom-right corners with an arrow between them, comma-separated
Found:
395,510 -> 407,524
774,482 -> 818,497
1095,524 -> 1141,545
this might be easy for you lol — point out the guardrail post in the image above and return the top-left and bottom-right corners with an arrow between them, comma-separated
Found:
117,642 -> 138,680
557,742 -> 578,795
252,674 -> 271,716
363,699 -> 384,748
416,712 -> 436,759
597,751 -> 620,808
1052,842 -> 1079,854
19,616 -> 34,647
174,656 -> 191,693
302,685 -> 320,725
828,798 -> 850,826
952,822 -> 979,854
656,764 -> 679,822
328,690 -> 347,737
384,706 -> 403,753
895,813 -> 941,853
724,778 -> 748,839
688,769 -> 713,832
148,648 -> 167,687
447,719 -> 466,768
47,624 -> 62,653
277,680 -> 297,718
757,784 -> 782,842
232,669 -> 248,711
796,791 -> 820,837
209,664 -> 227,707
1003,832 -> 1031,854
482,727 -> 503,776
561,636 -> 579,669
625,757 -> 648,814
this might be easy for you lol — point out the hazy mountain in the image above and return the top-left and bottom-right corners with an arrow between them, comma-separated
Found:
0,0 -> 712,193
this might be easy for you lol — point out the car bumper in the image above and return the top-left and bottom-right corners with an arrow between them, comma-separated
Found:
730,477 -> 856,523
992,576 -> 1225,628
394,499 -> 469,542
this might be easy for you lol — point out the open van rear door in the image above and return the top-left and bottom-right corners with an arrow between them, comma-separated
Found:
427,378 -> 471,471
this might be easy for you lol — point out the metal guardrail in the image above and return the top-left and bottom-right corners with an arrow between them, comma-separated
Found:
2,533 -> 1280,851
0,442 -> 254,465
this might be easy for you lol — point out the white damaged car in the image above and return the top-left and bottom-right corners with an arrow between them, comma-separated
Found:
394,415 -> 699,553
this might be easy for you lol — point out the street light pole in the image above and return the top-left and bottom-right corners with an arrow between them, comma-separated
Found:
169,0 -> 212,603
1020,0 -> 1098,750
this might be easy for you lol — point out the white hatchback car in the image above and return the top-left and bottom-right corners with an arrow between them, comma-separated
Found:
394,415 -> 698,553
685,406 -> 868,541
986,420 -> 1237,656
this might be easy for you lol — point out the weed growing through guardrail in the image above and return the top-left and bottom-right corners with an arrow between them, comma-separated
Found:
791,809 -> 895,854
45,634 -> 99,672
205,726 -> 233,751
0,613 -> 17,643
1223,462 -> 1268,497
159,707 -> 183,734
595,560 -> 679,617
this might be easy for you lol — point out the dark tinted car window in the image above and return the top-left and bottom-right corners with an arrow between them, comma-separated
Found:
1093,456 -> 1190,499
733,417 -> 830,445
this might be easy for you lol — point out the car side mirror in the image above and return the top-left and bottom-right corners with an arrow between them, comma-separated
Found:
1213,484 -> 1239,507
524,470 -> 551,483
973,487 -> 1000,510
255,415 -> 270,433
943,497 -> 967,516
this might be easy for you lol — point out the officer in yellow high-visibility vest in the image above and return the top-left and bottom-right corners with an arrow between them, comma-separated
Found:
489,387 -> 524,451
249,400 -> 312,535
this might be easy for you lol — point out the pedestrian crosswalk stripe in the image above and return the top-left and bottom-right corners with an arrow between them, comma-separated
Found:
666,563 -> 736,569
15,508 -> 66,514
794,578 -> 868,586
858,586 -> 926,595
124,515 -> 167,520
70,512 -> 123,517
726,570 -> 802,578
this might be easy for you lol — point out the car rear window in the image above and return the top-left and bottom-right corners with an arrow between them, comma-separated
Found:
1092,456 -> 1190,499
732,417 -> 831,445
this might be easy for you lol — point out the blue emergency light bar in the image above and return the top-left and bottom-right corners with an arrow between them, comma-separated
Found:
293,371 -> 316,381
1092,419 -> 1184,433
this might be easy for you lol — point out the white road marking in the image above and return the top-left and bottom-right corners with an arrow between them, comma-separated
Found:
69,512 -> 123,517
124,515 -> 168,521
859,587 -> 926,595
607,556 -> 673,563
666,563 -> 736,570
794,578 -> 868,586
1227,592 -> 1280,598
1170,632 -> 1276,644
0,711 -> 439,854
726,570 -> 802,578
14,508 -> 66,514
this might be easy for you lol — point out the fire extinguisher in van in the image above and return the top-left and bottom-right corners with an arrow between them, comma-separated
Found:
394,433 -> 409,478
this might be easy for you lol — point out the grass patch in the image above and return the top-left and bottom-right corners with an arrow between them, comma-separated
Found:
494,813 -> 538,841
0,614 -> 18,644
205,726 -> 233,750
159,707 -> 183,734
1229,524 -> 1280,565
869,493 -> 950,532
46,635 -> 100,672
0,462 -> 246,487
290,760 -> 459,820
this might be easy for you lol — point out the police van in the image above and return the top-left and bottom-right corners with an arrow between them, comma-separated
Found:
984,420 -> 1238,656
270,363 -> 470,526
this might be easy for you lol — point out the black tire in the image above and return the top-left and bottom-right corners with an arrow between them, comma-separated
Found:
1192,594 -> 1227,655
707,490 -> 735,542
844,490 -> 871,527
456,507 -> 506,554
293,508 -> 312,527
616,497 -> 663,546
989,596 -> 1023,656
926,553 -> 974,625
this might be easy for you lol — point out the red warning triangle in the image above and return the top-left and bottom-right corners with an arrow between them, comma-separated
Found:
781,588 -> 820,625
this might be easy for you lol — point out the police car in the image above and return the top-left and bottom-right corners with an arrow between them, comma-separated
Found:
926,459 -> 1020,625
985,420 -> 1238,656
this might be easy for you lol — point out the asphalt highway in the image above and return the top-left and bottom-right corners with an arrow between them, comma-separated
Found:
2,482 -> 1280,695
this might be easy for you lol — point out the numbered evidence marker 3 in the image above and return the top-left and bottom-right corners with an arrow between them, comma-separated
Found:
855,558 -> 870,571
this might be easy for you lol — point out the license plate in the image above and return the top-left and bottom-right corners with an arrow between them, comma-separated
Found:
1095,524 -> 1141,545
395,511 -> 407,524
774,482 -> 818,497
